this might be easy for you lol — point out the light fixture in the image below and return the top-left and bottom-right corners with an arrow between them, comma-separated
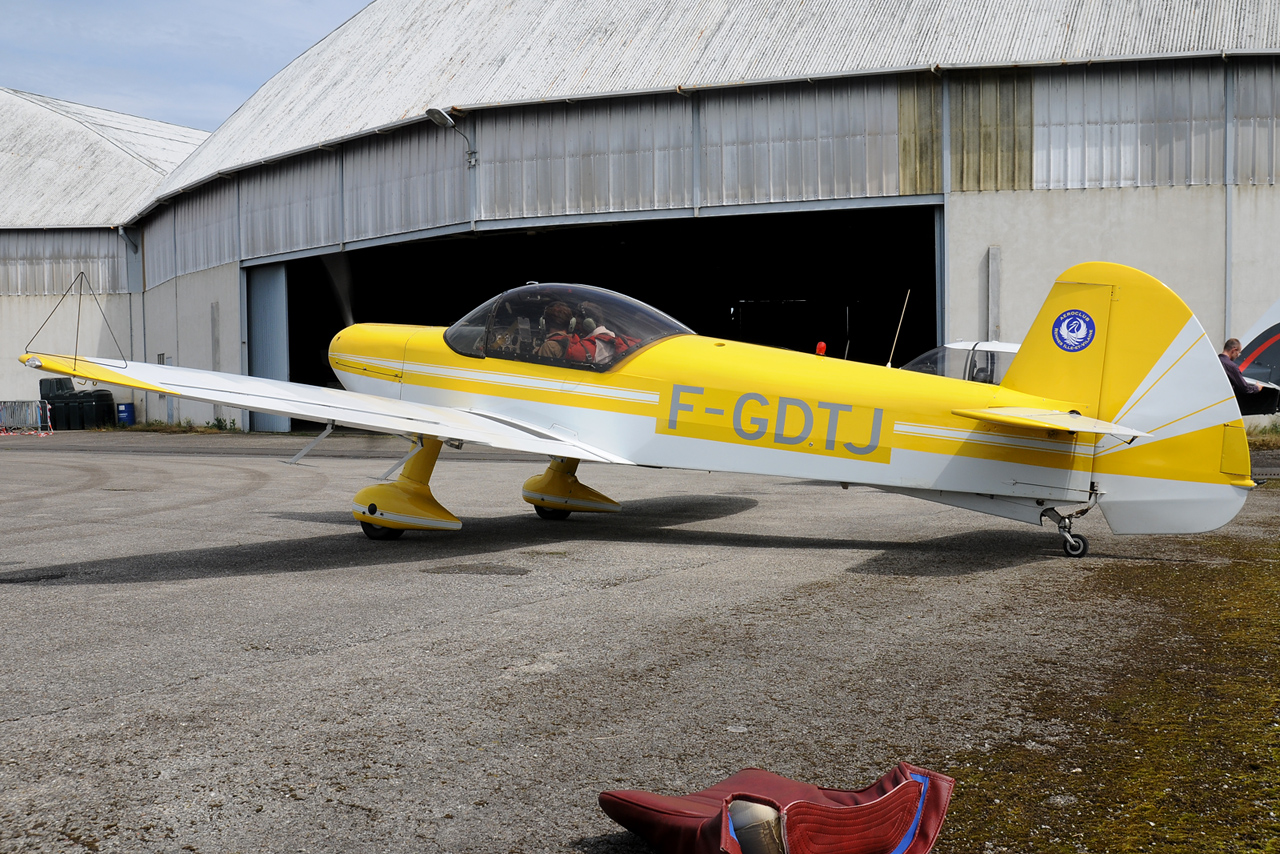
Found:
426,107 -> 475,167
426,107 -> 455,129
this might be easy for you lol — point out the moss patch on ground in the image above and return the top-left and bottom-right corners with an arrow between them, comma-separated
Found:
938,536 -> 1280,852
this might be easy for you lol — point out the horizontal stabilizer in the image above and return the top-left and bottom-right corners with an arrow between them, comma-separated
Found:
952,406 -> 1150,439
20,352 -> 633,465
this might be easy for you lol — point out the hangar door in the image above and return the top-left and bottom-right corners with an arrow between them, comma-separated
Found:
271,205 -> 940,429
246,263 -> 290,432
332,206 -> 940,364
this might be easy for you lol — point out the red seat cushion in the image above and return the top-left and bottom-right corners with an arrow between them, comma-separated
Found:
599,763 -> 954,854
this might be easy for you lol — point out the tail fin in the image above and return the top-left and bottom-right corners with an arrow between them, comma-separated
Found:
1002,262 -> 1251,534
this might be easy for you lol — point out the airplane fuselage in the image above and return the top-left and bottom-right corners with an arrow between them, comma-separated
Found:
329,325 -> 1094,523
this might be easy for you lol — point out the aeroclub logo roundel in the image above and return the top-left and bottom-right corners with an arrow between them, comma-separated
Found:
1052,309 -> 1096,352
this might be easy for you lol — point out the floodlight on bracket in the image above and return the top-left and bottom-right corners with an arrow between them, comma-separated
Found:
427,107 -> 477,168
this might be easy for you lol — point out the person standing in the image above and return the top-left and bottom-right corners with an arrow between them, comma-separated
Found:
1220,338 -> 1261,396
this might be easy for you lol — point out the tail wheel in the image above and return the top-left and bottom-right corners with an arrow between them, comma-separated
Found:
361,520 -> 405,540
1063,534 -> 1089,558
534,505 -> 572,521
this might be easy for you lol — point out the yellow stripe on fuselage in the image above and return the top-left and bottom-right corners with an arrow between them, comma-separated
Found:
329,324 -> 1099,473
639,336 -> 1098,470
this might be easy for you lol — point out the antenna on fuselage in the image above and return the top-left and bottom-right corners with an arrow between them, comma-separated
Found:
886,290 -> 911,367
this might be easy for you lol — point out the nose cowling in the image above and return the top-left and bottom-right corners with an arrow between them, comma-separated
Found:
328,323 -> 418,390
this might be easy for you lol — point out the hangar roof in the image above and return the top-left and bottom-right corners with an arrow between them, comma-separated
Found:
156,0 -> 1280,204
1,88 -> 208,228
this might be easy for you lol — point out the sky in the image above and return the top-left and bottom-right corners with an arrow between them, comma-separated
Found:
0,1 -> 374,132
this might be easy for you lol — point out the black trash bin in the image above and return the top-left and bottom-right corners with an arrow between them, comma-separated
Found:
77,391 -> 116,429
89,390 -> 116,427
50,394 -> 73,430
39,377 -> 73,400
67,393 -> 85,430
79,391 -> 98,429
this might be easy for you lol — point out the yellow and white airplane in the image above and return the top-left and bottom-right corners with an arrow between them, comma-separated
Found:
20,262 -> 1254,556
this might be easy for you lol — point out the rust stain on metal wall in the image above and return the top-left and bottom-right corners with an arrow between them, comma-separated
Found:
950,70 -> 1033,191
897,72 -> 942,195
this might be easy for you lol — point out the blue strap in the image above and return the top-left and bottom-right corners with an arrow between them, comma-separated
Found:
887,774 -> 930,854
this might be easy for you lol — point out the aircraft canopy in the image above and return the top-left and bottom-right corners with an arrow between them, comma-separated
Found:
444,283 -> 692,370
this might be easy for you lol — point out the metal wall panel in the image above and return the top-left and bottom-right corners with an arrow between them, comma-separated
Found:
0,228 -> 124,296
700,77 -> 899,207
1235,58 -> 1280,185
142,207 -> 176,288
344,123 -> 470,240
898,72 -> 942,196
1033,61 -> 1225,190
950,70 -> 1034,191
479,97 -> 693,219
175,180 -> 238,276
239,150 -> 342,259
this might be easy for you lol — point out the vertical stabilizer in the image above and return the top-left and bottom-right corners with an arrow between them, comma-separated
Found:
999,273 -> 1116,416
1002,262 -> 1251,535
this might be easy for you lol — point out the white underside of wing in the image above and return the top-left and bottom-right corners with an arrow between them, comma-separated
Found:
36,356 -> 631,464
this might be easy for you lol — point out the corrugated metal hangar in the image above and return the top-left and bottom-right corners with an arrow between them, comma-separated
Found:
0,88 -> 207,409
6,0 -> 1280,431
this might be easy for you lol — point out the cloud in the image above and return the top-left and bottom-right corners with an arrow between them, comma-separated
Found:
0,0 -> 373,130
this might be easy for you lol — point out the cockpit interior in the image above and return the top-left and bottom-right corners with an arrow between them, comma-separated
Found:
444,283 -> 693,370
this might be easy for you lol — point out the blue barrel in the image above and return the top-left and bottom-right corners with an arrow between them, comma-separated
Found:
116,402 -> 135,427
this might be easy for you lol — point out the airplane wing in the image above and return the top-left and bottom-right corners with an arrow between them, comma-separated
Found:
951,406 -> 1150,439
20,352 -> 633,464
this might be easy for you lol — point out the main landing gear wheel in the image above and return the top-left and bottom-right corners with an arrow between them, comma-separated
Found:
1062,535 -> 1089,558
361,520 -> 405,541
1044,506 -> 1094,559
534,505 -> 572,521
